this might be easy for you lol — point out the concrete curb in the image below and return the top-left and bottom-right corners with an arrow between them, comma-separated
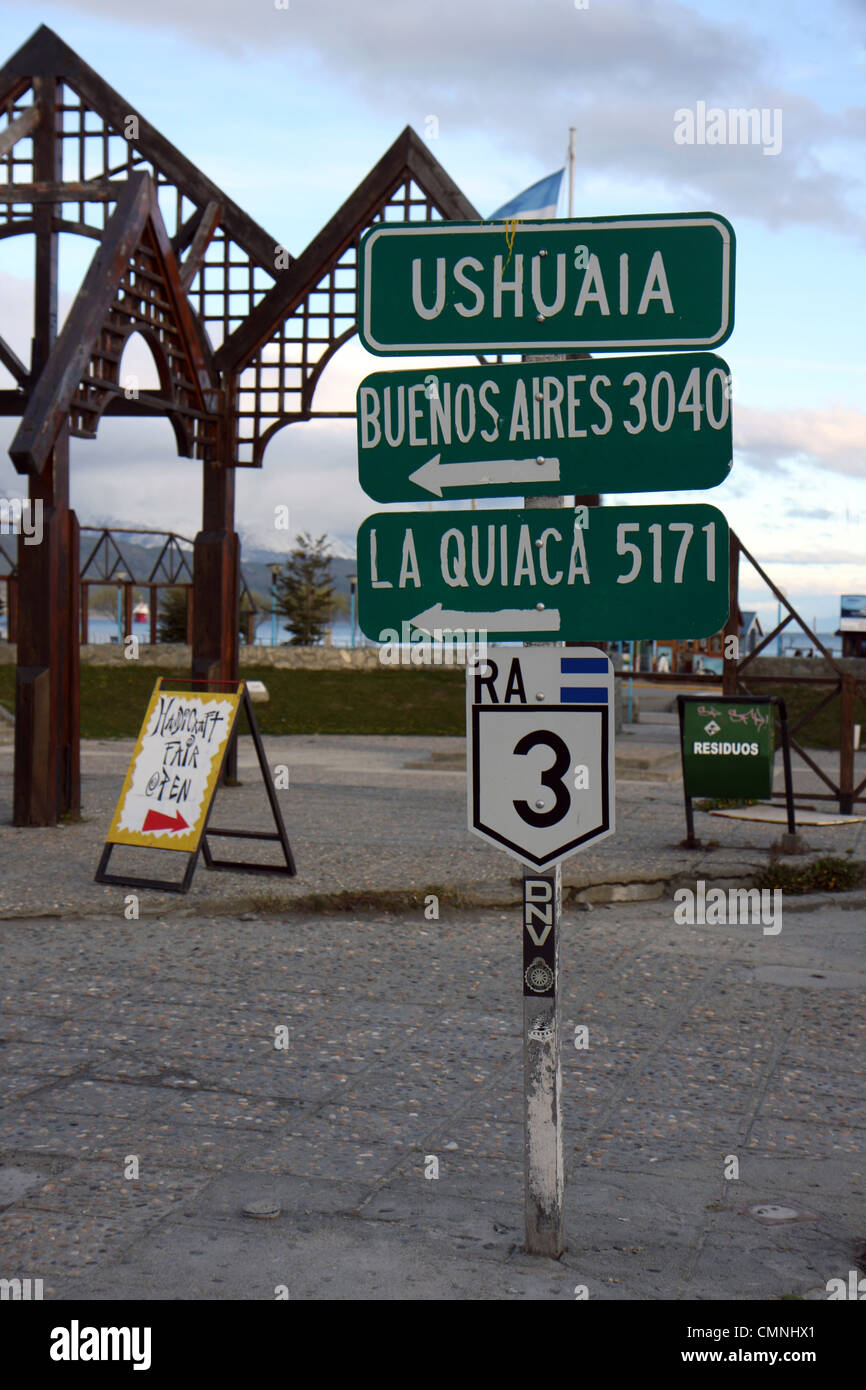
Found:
3,879 -> 865,923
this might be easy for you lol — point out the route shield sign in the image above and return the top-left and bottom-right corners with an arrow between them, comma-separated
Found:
467,646 -> 615,869
356,353 -> 732,502
359,213 -> 735,354
357,502 -> 729,642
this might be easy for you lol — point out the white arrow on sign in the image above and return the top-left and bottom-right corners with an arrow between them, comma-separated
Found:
412,602 -> 561,634
408,453 -> 560,498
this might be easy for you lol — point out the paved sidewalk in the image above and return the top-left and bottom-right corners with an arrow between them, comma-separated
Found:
1,733 -> 864,920
0,898 -> 863,1299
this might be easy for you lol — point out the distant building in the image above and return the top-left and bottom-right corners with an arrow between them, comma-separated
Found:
837,595 -> 866,659
655,607 -> 764,675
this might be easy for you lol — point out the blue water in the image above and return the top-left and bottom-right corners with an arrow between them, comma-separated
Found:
0,613 -> 362,648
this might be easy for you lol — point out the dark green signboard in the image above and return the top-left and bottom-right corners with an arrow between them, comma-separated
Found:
357,503 -> 729,643
358,213 -> 735,355
356,353 -> 732,502
680,699 -> 774,798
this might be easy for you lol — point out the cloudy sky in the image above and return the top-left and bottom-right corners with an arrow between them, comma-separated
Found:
0,0 -> 864,630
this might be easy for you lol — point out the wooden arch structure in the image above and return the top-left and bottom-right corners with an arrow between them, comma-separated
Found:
0,25 -> 478,825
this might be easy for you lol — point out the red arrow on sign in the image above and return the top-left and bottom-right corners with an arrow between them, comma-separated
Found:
142,808 -> 189,833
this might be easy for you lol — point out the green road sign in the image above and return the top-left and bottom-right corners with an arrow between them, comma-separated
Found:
357,503 -> 729,643
680,698 -> 774,799
356,353 -> 732,502
358,213 -> 735,355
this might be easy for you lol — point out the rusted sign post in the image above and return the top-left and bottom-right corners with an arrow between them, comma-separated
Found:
523,490 -> 565,1258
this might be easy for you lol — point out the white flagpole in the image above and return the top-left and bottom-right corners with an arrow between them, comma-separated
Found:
568,127 -> 576,217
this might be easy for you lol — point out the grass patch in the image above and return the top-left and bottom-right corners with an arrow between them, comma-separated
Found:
3,659 -> 860,746
755,855 -> 866,895
246,885 -> 455,915
0,663 -> 466,738
749,681 -> 866,752
242,667 -> 464,737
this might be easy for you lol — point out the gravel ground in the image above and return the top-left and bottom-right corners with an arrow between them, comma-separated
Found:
0,895 -> 863,1300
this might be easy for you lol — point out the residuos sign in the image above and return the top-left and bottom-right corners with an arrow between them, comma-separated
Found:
680,698 -> 775,799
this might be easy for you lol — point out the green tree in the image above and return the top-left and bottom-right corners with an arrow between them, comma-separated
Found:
274,533 -> 334,645
157,586 -> 189,643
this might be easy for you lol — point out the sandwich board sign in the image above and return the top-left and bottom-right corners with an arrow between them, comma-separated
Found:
358,213 -> 735,354
95,679 -> 296,893
467,647 -> 615,869
356,352 -> 733,502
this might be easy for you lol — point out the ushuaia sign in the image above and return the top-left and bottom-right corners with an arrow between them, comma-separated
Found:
359,213 -> 735,354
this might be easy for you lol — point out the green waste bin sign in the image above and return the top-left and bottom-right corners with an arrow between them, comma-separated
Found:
680,698 -> 774,799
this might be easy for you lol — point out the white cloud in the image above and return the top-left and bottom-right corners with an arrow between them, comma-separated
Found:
734,403 -> 866,476
10,1 -> 866,239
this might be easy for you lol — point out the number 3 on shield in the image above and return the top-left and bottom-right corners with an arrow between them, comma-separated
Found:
512,730 -> 572,827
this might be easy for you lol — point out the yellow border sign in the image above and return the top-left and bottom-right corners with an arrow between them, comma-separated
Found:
106,682 -> 243,854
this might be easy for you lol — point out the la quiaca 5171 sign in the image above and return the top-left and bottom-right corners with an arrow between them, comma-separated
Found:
357,503 -> 729,643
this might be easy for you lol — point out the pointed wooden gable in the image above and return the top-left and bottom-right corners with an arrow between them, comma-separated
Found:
215,127 -> 481,465
10,173 -> 220,474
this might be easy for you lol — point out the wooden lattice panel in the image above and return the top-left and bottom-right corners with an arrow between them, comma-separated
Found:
235,178 -> 441,465
0,91 -> 36,235
68,222 -> 218,459
0,74 -> 277,352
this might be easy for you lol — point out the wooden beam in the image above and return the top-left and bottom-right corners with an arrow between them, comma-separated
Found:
0,334 -> 29,387
179,200 -> 222,292
0,179 -> 121,203
171,206 -> 204,257
0,104 -> 41,159
11,174 -> 153,474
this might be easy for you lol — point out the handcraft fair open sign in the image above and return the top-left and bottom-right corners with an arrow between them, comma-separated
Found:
106,685 -> 242,854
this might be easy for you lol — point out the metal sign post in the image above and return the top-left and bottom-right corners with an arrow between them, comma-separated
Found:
523,867 -> 564,1256
467,643 -> 615,1256
360,201 -> 736,1262
525,481 -> 564,1260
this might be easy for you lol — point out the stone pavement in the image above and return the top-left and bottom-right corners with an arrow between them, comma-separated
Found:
0,897 -> 863,1300
0,730 -> 864,920
1,732 -> 864,1301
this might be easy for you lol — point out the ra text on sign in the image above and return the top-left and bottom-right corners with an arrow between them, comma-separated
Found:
467,647 -> 615,869
357,503 -> 729,643
358,214 -> 735,354
357,353 -> 732,502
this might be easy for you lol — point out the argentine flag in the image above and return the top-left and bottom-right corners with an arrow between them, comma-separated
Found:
489,168 -> 565,221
